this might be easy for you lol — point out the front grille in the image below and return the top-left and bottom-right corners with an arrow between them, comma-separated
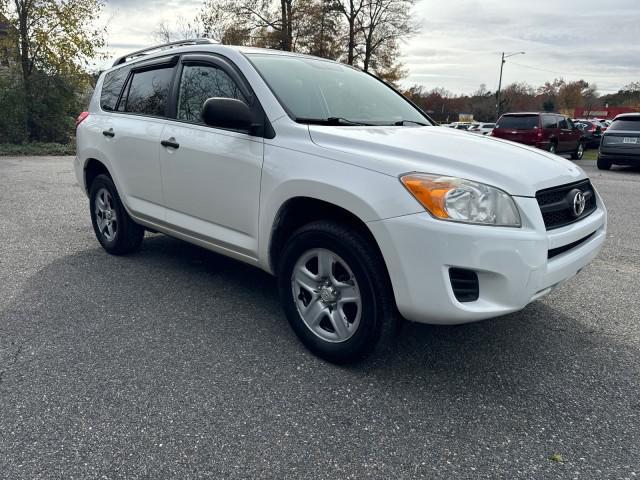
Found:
449,268 -> 479,302
536,179 -> 597,230
548,232 -> 596,259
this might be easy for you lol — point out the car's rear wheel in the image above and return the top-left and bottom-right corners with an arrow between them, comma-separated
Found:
571,141 -> 585,160
277,221 -> 396,363
89,174 -> 144,255
548,142 -> 558,154
597,155 -> 612,170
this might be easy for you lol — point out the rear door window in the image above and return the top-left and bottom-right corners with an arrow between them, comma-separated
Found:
496,115 -> 539,129
558,117 -> 568,129
608,117 -> 640,131
122,67 -> 175,117
100,67 -> 130,111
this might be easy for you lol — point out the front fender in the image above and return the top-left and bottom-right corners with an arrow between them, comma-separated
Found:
257,146 -> 423,272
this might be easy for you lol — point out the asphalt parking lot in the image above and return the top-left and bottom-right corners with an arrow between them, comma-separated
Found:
1,156 -> 639,479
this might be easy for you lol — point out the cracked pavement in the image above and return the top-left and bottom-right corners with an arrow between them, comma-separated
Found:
1,156 -> 639,479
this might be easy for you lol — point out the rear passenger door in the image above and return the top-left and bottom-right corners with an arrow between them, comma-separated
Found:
158,55 -> 265,259
108,57 -> 177,220
557,116 -> 574,152
540,114 -> 557,148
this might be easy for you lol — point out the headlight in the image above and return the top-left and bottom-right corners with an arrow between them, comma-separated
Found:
400,173 -> 521,227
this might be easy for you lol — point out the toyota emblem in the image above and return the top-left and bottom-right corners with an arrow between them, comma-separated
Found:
572,191 -> 586,217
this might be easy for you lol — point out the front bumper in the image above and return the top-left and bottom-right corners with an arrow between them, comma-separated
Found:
368,193 -> 607,325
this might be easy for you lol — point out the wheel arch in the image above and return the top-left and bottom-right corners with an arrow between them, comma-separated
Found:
84,158 -> 113,194
267,196 -> 386,278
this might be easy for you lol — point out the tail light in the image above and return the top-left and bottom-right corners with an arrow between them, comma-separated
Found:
75,111 -> 89,129
536,130 -> 543,139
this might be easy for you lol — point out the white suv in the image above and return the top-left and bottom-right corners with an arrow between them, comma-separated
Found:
75,40 -> 607,362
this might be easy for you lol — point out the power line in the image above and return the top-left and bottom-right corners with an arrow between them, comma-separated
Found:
508,61 -> 568,76
508,61 -> 626,79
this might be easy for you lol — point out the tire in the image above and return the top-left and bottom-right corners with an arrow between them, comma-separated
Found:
571,141 -> 585,160
89,174 -> 144,255
277,220 -> 396,363
597,155 -> 612,170
548,142 -> 558,154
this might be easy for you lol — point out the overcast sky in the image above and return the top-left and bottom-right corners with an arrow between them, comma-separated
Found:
101,0 -> 640,94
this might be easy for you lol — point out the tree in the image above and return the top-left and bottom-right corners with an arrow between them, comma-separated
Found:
153,17 -> 202,44
332,0 -> 364,65
200,0 -> 294,51
294,0 -> 342,58
556,79 -> 598,111
356,0 -> 416,72
2,0 -> 106,140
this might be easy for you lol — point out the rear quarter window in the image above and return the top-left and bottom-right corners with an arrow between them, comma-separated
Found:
100,67 -> 130,111
496,115 -> 539,129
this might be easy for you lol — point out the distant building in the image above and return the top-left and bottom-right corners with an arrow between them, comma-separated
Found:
573,106 -> 638,120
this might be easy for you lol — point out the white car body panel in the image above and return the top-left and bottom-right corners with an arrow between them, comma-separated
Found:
307,125 -> 586,196
75,44 -> 607,325
158,122 -> 264,258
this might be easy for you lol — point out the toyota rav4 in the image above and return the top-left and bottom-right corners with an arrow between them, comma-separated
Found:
75,40 -> 607,363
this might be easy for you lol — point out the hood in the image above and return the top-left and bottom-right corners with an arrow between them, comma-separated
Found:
308,125 -> 586,196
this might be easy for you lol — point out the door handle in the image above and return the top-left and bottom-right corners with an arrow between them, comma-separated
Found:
161,139 -> 179,149
102,129 -> 115,138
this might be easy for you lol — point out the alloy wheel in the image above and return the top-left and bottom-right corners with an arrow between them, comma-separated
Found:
94,188 -> 118,242
291,248 -> 362,343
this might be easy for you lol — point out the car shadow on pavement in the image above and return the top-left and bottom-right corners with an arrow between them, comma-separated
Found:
4,233 -> 638,386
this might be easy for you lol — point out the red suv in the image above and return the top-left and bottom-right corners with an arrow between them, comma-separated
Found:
492,112 -> 586,159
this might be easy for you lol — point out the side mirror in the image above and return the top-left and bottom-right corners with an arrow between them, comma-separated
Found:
202,97 -> 253,132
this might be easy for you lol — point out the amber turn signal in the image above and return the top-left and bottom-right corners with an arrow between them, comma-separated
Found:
400,174 -> 458,219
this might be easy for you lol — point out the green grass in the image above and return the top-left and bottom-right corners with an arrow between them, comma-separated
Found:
582,149 -> 598,161
0,142 -> 76,156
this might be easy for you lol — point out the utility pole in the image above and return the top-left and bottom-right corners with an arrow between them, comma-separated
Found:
495,51 -> 525,120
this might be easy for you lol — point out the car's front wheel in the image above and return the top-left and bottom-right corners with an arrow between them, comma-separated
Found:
89,174 -> 144,255
277,221 -> 396,363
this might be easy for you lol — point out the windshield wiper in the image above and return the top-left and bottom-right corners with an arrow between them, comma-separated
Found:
392,120 -> 429,126
296,117 -> 374,126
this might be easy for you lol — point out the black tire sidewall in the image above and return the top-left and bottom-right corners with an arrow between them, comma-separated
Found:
597,156 -> 612,170
277,223 -> 391,363
89,174 -> 140,254
572,142 -> 585,160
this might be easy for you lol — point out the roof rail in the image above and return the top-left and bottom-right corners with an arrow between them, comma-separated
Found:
112,38 -> 214,67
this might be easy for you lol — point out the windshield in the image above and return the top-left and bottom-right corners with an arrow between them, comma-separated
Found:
246,54 -> 431,126
608,117 -> 640,132
496,115 -> 539,129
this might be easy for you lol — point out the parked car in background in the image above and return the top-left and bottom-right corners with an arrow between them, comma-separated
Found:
468,123 -> 495,135
598,113 -> 640,170
574,120 -> 603,148
491,112 -> 586,159
447,122 -> 472,130
586,118 -> 609,133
